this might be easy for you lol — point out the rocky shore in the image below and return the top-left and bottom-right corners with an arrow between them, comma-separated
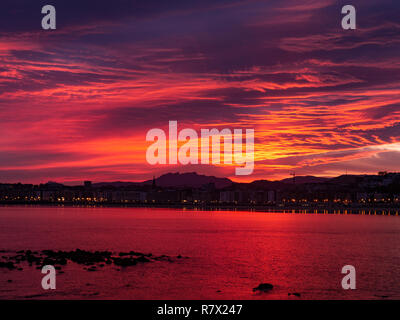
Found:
0,249 -> 183,272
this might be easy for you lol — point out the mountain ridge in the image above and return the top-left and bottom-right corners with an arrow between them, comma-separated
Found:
44,172 -> 396,188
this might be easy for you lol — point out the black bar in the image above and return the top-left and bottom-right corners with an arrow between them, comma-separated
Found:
0,300 -> 396,318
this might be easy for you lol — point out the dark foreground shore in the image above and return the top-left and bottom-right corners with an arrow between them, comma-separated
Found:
0,249 -> 182,272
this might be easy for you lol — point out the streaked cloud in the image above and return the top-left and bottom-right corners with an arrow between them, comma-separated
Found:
0,0 -> 399,183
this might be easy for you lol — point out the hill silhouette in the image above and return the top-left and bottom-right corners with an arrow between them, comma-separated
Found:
142,172 -> 233,189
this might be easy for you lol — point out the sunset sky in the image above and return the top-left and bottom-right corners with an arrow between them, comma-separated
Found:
0,0 -> 399,184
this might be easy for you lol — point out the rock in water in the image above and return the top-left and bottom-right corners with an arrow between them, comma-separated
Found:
0,261 -> 15,270
288,292 -> 301,297
253,283 -> 274,292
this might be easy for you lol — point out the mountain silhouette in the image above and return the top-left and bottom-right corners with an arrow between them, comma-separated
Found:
280,176 -> 330,184
143,172 -> 232,189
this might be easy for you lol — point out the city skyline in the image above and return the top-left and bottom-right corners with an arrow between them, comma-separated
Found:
0,0 -> 399,184
1,171 -> 400,209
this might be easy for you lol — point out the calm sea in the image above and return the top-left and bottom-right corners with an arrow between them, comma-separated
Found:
0,206 -> 399,299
